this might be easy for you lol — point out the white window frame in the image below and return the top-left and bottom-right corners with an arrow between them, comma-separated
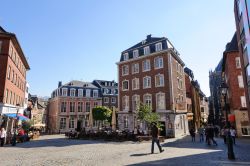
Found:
132,95 -> 140,112
156,92 -> 166,110
154,56 -> 163,69
132,63 -> 139,74
143,59 -> 151,72
155,74 -> 164,87
241,96 -> 247,108
133,50 -> 139,58
86,89 -> 91,97
122,96 -> 129,111
155,42 -> 162,52
111,97 -> 116,103
143,94 -> 152,108
70,88 -> 76,97
122,80 -> 129,91
93,90 -> 99,98
62,88 -> 68,96
60,118 -> 66,129
236,57 -> 241,68
144,46 -> 150,55
123,53 -> 129,61
78,89 -> 83,97
69,117 -> 75,129
132,78 -> 140,90
104,97 -> 109,103
122,65 -> 129,76
143,76 -> 151,89
238,75 -> 244,88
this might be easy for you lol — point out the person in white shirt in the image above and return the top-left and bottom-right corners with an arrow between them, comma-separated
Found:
230,127 -> 236,145
0,127 -> 7,147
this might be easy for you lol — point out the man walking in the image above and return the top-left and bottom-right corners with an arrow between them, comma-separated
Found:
151,122 -> 164,154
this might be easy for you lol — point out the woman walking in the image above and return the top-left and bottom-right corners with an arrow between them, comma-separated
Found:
0,127 -> 7,146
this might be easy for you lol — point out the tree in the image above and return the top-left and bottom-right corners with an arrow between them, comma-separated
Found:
92,106 -> 112,129
136,103 -> 162,129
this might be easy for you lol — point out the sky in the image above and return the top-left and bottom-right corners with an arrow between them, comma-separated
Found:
0,0 -> 235,97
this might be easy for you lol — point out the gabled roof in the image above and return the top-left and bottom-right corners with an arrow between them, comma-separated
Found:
123,35 -> 165,53
93,80 -> 118,88
62,80 -> 98,89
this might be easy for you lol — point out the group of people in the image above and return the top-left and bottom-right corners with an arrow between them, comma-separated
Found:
221,126 -> 236,144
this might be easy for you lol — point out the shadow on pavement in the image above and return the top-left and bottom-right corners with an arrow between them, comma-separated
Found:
130,153 -> 151,157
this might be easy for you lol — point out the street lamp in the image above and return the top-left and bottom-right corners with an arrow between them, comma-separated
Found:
12,103 -> 20,146
220,82 -> 235,160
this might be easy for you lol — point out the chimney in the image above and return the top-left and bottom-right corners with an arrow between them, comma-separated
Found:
146,34 -> 152,41
58,81 -> 62,88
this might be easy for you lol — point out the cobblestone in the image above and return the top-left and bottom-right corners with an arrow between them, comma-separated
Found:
0,134 -> 249,166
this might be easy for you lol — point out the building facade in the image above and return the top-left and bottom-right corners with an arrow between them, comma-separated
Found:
48,81 -> 102,133
92,80 -> 118,109
117,35 -> 188,137
234,0 -> 250,121
222,33 -> 250,136
0,26 -> 30,130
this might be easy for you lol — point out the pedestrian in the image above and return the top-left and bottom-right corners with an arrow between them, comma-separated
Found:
0,127 -> 7,147
230,127 -> 236,145
189,128 -> 195,142
198,126 -> 204,142
151,122 -> 164,154
208,124 -> 217,146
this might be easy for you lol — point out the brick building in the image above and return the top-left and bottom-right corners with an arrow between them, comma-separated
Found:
117,35 -> 188,137
222,33 -> 250,136
48,81 -> 102,133
92,80 -> 118,109
0,26 -> 30,130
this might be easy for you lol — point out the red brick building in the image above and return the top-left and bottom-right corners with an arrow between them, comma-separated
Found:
117,35 -> 188,137
222,33 -> 250,136
0,26 -> 30,128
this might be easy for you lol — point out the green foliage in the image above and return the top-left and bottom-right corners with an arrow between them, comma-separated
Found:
92,106 -> 112,121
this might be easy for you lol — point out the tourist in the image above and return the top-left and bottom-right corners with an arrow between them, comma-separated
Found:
0,127 -> 7,147
189,128 -> 195,142
230,127 -> 236,145
151,122 -> 164,154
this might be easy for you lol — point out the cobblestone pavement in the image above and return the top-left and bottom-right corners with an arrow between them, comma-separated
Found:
0,134 -> 250,166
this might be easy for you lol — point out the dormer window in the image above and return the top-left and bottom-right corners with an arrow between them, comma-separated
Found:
133,50 -> 139,58
78,89 -> 83,97
144,46 -> 150,55
70,88 -> 76,97
62,88 -> 68,96
86,89 -> 91,97
123,53 -> 129,61
142,40 -> 146,45
155,42 -> 162,52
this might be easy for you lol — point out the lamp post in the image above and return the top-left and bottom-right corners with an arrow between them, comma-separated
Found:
12,104 -> 20,146
220,82 -> 235,160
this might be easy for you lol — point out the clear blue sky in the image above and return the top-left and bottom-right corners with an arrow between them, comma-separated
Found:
1,0 -> 235,97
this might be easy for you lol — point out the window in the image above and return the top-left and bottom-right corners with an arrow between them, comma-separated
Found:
133,50 -> 139,58
60,118 -> 66,129
0,41 -> 2,53
122,80 -> 129,91
86,102 -> 90,112
123,53 -> 129,61
11,70 -> 14,82
104,97 -> 109,103
86,89 -> 91,97
132,95 -> 140,111
144,94 -> 152,108
61,102 -> 67,112
156,93 -> 165,110
236,57 -> 241,68
70,102 -> 75,112
177,78 -> 183,89
122,96 -> 129,111
9,91 -> 12,104
155,74 -> 164,87
5,89 -> 8,104
94,102 -> 99,107
69,117 -> 75,129
143,76 -> 151,88
241,96 -> 247,108
7,66 -> 11,79
154,57 -> 163,69
122,65 -> 129,76
144,46 -> 150,55
62,88 -> 68,96
143,59 -> 151,71
124,116 -> 128,128
111,97 -> 116,103
238,75 -> 244,88
155,42 -> 162,52
132,78 -> 140,90
93,90 -> 99,98
70,89 -> 76,97
78,89 -> 83,97
132,63 -> 139,74
78,102 -> 83,112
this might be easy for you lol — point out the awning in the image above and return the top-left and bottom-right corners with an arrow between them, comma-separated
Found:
4,113 -> 29,121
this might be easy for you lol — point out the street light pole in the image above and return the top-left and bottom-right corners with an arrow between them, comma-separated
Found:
12,104 -> 20,146
220,82 -> 235,160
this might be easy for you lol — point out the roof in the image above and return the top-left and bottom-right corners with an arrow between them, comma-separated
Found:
215,58 -> 223,72
62,80 -> 98,89
184,67 -> 194,79
0,26 -> 30,70
93,80 -> 118,88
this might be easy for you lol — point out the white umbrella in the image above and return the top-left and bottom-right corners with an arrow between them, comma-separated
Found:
88,109 -> 93,129
111,107 -> 116,131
